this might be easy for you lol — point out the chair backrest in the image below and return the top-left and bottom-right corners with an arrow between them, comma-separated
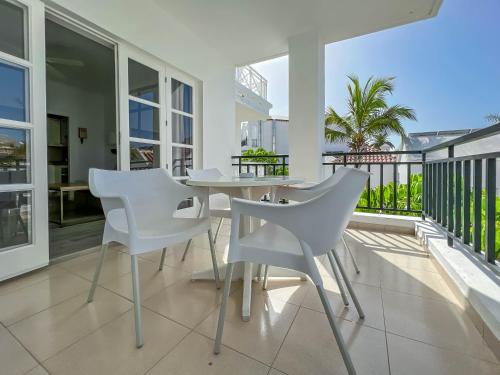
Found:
291,168 -> 369,256
307,166 -> 351,192
187,168 -> 223,180
89,168 -> 187,227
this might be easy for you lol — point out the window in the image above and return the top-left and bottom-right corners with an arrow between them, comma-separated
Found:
172,79 -> 192,114
0,61 -> 28,122
0,0 -> 26,59
172,146 -> 192,177
129,100 -> 159,140
171,77 -> 194,177
129,142 -> 160,170
172,113 -> 192,145
128,59 -> 159,103
0,126 -> 30,184
0,190 -> 32,250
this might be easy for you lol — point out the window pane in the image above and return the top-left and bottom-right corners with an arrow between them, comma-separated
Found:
172,113 -> 193,145
172,146 -> 192,177
172,79 -> 192,114
0,1 -> 25,59
130,142 -> 160,170
0,190 -> 32,251
129,100 -> 159,140
0,127 -> 30,184
0,61 -> 28,122
128,59 -> 159,103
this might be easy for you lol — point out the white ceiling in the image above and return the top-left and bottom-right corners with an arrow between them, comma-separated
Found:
153,0 -> 442,66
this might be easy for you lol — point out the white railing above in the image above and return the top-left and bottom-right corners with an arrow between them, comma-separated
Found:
236,65 -> 268,100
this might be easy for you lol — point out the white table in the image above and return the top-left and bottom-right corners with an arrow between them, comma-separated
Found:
187,175 -> 304,321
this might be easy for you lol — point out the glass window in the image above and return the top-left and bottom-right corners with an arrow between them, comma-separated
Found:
0,127 -> 30,184
0,1 -> 25,59
0,61 -> 28,122
129,100 -> 159,140
172,113 -> 193,145
130,142 -> 160,170
0,190 -> 32,251
128,59 -> 159,103
172,146 -> 193,177
172,79 -> 192,114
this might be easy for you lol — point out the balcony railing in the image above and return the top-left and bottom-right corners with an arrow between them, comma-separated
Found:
236,65 -> 268,99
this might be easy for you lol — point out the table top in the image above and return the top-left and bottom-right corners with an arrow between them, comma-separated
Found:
48,183 -> 89,192
186,176 -> 304,188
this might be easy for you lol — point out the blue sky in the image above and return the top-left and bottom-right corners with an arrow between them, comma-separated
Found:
252,0 -> 500,145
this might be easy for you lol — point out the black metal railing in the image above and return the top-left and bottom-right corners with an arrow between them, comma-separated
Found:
422,123 -> 500,265
231,154 -> 288,176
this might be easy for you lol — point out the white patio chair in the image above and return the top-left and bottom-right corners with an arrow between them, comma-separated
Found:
181,168 -> 232,260
214,168 -> 369,375
86,168 -> 221,348
266,167 -> 361,307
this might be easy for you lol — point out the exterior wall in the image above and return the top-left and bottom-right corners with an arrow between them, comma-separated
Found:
46,0 -> 236,174
241,119 -> 289,154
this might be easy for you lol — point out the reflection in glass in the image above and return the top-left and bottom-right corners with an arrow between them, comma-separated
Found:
129,100 -> 159,140
0,1 -> 25,59
172,113 -> 193,145
0,127 -> 30,184
130,142 -> 160,170
0,190 -> 32,251
172,79 -> 192,114
172,146 -> 193,177
128,59 -> 159,103
0,61 -> 28,122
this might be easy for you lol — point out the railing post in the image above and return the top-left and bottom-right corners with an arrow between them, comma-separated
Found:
463,160 -> 471,245
473,159 -> 482,253
282,156 -> 286,176
367,164 -> 371,209
437,163 -> 442,224
442,162 -> 447,227
393,163 -> 397,210
379,164 -> 384,210
455,160 -> 462,238
447,146 -> 454,247
485,158 -> 496,263
238,156 -> 242,174
422,152 -> 426,219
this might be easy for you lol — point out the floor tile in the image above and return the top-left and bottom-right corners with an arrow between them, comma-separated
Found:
387,333 -> 500,375
269,369 -> 288,375
382,289 -> 498,363
23,366 -> 49,375
254,278 -> 310,307
196,290 -> 299,365
147,332 -> 269,375
9,287 -> 132,361
0,272 -> 90,326
273,307 -> 389,375
43,308 -> 189,375
162,245 -> 225,274
0,266 -> 67,296
142,278 -> 227,328
102,260 -> 188,301
0,325 -> 38,375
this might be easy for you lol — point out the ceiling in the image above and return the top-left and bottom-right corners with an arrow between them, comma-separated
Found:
45,19 -> 115,93
153,0 -> 442,66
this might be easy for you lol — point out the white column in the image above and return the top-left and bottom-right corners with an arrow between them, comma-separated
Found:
288,31 -> 325,182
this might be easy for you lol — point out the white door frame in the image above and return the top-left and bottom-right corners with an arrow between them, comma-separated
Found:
0,0 -> 48,281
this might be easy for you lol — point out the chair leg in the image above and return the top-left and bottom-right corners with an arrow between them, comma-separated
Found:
214,263 -> 234,355
159,247 -> 167,271
331,249 -> 365,319
327,251 -> 349,306
262,264 -> 269,290
342,235 -> 360,274
131,255 -> 144,348
181,239 -> 192,261
316,283 -> 357,375
214,217 -> 224,244
87,243 -> 108,303
208,229 -> 221,289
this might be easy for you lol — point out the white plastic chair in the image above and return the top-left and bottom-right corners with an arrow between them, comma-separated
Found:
87,168 -> 221,348
214,168 -> 369,375
181,168 -> 232,260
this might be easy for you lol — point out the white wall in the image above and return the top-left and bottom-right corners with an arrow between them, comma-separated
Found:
46,80 -> 116,182
45,0 -> 236,174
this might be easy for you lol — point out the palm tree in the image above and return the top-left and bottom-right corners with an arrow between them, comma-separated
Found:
325,75 -> 416,153
371,132 -> 394,150
485,114 -> 500,124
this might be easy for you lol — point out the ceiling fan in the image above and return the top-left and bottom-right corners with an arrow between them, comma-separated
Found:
46,57 -> 85,80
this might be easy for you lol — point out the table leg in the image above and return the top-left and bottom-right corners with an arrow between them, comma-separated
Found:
241,187 -> 252,321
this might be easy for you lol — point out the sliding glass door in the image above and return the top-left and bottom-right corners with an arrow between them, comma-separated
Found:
0,0 -> 49,280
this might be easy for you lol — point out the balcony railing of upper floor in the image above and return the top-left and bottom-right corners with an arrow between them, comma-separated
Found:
231,122 -> 500,267
236,65 -> 268,99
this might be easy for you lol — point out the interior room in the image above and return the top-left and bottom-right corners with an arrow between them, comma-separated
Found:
45,18 -> 117,259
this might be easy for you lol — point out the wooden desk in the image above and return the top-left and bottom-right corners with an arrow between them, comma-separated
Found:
48,184 -> 99,225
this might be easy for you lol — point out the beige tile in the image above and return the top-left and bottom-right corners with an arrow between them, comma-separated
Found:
58,250 -> 133,283
0,325 -> 38,375
23,366 -> 49,375
269,369 -> 288,375
387,333 -> 500,375
484,324 -> 500,362
0,272 -> 90,326
196,290 -> 299,365
143,278 -> 226,328
254,278 -> 310,307
43,308 -> 189,375
273,307 -> 389,375
147,331 -> 269,375
382,289 -> 498,363
162,245 -> 226,274
102,260 -> 188,301
319,256 -> 382,288
0,266 -> 67,296
9,287 -> 132,361
302,280 -> 385,331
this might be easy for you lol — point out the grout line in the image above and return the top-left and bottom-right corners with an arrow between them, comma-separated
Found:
379,288 -> 392,375
268,302 -> 301,371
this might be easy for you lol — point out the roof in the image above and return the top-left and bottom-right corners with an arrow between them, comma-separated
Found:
326,146 -> 396,164
400,128 -> 481,152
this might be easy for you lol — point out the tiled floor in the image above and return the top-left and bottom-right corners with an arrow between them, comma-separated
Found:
0,222 -> 498,375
